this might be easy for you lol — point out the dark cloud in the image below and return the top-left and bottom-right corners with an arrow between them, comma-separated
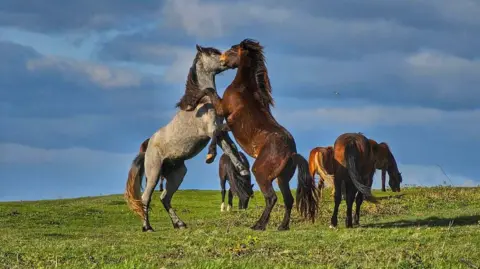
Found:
0,41 -> 184,151
0,0 -> 160,33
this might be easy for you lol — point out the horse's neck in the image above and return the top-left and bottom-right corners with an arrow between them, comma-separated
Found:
196,67 -> 216,91
233,57 -> 256,85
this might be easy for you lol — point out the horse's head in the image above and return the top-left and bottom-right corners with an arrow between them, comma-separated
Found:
194,44 -> 227,75
388,170 -> 402,192
237,179 -> 254,210
220,39 -> 261,69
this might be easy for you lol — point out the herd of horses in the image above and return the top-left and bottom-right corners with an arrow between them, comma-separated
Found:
124,39 -> 403,232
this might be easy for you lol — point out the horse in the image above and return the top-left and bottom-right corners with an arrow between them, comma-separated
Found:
138,138 -> 164,192
124,44 -> 252,231
329,133 -> 378,229
184,38 -> 319,231
368,139 -> 402,192
308,146 -> 335,197
219,151 -> 254,211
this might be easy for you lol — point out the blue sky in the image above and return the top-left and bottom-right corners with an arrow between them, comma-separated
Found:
1,0 -> 479,201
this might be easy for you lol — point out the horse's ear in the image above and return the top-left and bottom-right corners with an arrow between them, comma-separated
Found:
196,44 -> 203,52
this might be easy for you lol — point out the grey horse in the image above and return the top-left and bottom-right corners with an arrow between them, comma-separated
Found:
125,45 -> 250,231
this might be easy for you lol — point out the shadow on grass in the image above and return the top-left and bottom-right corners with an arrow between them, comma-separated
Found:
364,215 -> 480,228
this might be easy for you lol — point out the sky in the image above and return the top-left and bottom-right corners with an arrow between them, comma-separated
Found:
1,0 -> 479,201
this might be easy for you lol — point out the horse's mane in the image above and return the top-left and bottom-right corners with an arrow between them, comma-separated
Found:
175,47 -> 222,110
240,39 -> 274,111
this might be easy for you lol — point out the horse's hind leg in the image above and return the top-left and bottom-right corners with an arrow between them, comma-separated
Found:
142,158 -> 162,232
277,161 -> 295,231
344,179 -> 355,228
250,151 -> 279,231
330,169 -> 345,228
162,162 -> 187,229
354,192 -> 364,226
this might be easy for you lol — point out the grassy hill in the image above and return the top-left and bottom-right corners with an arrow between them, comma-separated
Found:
0,186 -> 479,269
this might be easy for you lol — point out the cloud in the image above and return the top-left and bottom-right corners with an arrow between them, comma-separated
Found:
26,56 -> 144,88
158,0 -> 480,59
386,163 -> 480,188
0,143 -> 132,165
0,0 -> 161,33
277,105 -> 480,130
266,50 -> 480,110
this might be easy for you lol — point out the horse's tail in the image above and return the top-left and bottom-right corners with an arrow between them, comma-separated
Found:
293,153 -> 319,223
344,141 -> 377,203
314,150 -> 335,189
124,152 -> 146,219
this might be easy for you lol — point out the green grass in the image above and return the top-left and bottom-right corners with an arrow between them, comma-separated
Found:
1,186 -> 479,269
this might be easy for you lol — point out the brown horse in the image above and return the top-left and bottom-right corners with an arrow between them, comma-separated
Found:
368,139 -> 402,192
330,133 -> 378,229
138,138 -> 165,192
184,39 -> 318,231
308,146 -> 335,197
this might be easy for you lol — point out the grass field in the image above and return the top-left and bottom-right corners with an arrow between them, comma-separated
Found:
0,186 -> 479,269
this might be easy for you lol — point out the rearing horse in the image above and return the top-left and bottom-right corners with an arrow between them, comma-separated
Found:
125,45 -> 250,231
186,39 -> 319,231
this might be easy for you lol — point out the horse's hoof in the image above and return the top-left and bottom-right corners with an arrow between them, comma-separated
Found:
205,154 -> 215,164
240,170 -> 250,176
227,205 -> 231,212
329,225 -> 337,229
142,226 -> 154,232
277,225 -> 289,231
251,223 -> 266,231
173,221 -> 187,229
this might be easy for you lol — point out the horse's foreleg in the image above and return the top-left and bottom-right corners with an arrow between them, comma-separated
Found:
227,189 -> 233,211
217,131 -> 249,176
206,128 -> 221,164
381,168 -> 387,192
220,177 -> 226,212
161,162 -> 187,229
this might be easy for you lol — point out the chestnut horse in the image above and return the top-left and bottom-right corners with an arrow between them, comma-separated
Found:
330,133 -> 378,228
219,151 -> 254,211
184,39 -> 319,231
308,146 -> 335,197
368,139 -> 402,192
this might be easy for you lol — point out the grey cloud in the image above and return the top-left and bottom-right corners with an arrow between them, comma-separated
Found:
0,0 -> 160,33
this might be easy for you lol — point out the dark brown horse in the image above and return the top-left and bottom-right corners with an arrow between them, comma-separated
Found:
184,39 -> 319,231
330,133 -> 378,229
219,151 -> 254,211
138,138 -> 165,192
368,139 -> 402,192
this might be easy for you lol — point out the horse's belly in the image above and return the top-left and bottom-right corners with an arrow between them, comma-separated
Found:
165,135 -> 211,160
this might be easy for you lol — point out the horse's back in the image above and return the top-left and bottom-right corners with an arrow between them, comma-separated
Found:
334,133 -> 372,167
147,109 -> 212,160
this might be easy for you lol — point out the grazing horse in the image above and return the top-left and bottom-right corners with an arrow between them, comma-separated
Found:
308,146 -> 335,197
368,139 -> 402,192
185,39 -> 319,231
138,138 -> 164,192
219,151 -> 254,211
329,133 -> 378,229
125,45 -> 250,231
